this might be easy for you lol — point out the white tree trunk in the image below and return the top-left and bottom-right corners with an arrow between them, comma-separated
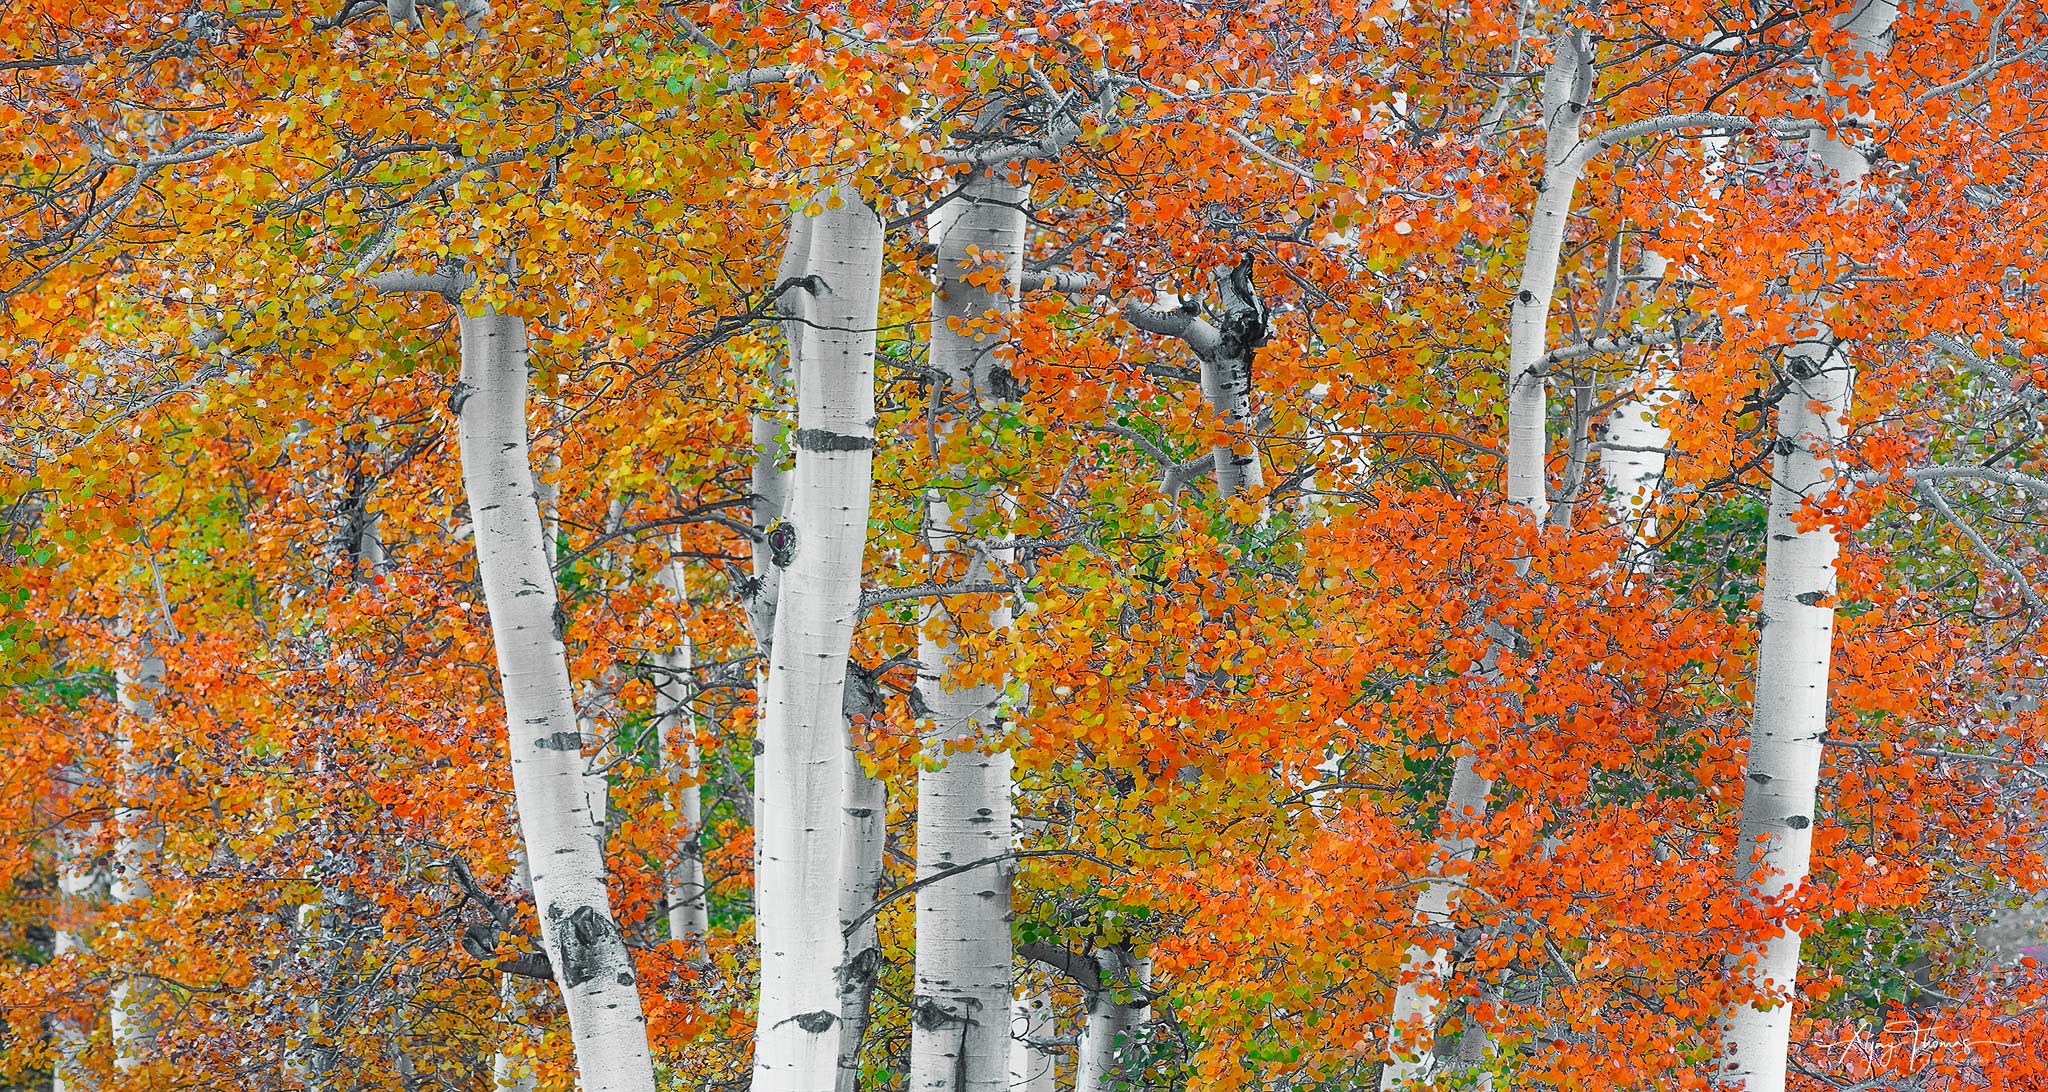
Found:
751,210 -> 810,654
491,980 -> 539,1092
1007,994 -> 1057,1092
455,309 -> 656,1092
655,544 -> 710,943
1603,249 -> 1673,555
1203,262 -> 1267,504
110,647 -> 163,1073
1075,952 -> 1150,1092
1714,336 -> 1854,1092
1379,748 -> 1495,1089
1500,29 -> 1591,526
748,209 -> 808,891
658,641 -> 710,944
835,758 -> 887,1092
909,168 -> 1024,1092
1381,32 -> 1591,1089
51,767 -> 97,1092
752,188 -> 884,1092
1717,6 -> 1893,1088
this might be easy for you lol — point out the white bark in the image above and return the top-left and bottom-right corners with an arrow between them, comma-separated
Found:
1502,28 -> 1592,524
51,766 -> 97,1092
1600,246 -> 1674,587
1075,952 -> 1150,1092
110,647 -> 163,1073
490,981 -> 539,1092
909,168 -> 1024,1092
1381,31 -> 1591,1088
1204,262 -> 1268,505
1121,275 -> 1268,509
752,211 -> 809,653
455,309 -> 656,1092
835,758 -> 887,1092
656,635 -> 710,944
658,539 -> 710,942
1603,250 -> 1674,550
1007,994 -> 1057,1092
749,210 -> 808,892
1716,5 -> 1894,1088
291,736 -> 344,1092
752,188 -> 884,1092
1715,338 -> 1855,1092
1379,750 -> 1494,1089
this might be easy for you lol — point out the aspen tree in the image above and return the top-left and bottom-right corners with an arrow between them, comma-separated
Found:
909,166 -> 1027,1092
453,307 -> 657,1092
1381,29 -> 1593,1086
1715,4 -> 1896,1088
752,187 -> 885,1092
110,644 -> 163,1073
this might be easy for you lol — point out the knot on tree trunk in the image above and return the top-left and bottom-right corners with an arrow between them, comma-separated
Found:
551,904 -> 621,989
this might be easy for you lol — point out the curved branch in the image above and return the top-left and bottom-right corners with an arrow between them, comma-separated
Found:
840,849 -> 1128,937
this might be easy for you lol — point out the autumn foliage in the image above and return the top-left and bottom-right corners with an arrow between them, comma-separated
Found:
6,0 -> 2048,1090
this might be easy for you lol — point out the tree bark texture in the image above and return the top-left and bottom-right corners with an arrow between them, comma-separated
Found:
1075,951 -> 1150,1092
111,647 -> 163,1073
835,758 -> 887,1092
752,188 -> 884,1092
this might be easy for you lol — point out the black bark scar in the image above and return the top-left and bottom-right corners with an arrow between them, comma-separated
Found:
555,904 -> 617,989
793,428 -> 875,452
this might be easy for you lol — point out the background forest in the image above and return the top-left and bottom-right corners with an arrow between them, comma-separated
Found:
6,0 -> 2048,1090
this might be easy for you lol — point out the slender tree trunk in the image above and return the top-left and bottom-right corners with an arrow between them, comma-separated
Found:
835,759 -> 887,1092
655,620 -> 710,943
1381,30 -> 1591,1089
1203,260 -> 1268,504
1380,751 -> 1495,1088
1075,951 -> 1150,1092
1716,8 -> 1893,1087
1603,247 -> 1673,556
110,646 -> 163,1073
747,208 -> 808,896
454,308 -> 656,1092
908,168 -> 1025,1092
50,766 -> 97,1092
752,187 -> 884,1092
752,211 -> 809,655
762,204 -> 884,1092
290,734 -> 344,1092
490,972 -> 540,1092
1714,330 -> 1855,1092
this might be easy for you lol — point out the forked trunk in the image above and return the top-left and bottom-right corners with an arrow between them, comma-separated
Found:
455,309 -> 656,1092
751,188 -> 884,1092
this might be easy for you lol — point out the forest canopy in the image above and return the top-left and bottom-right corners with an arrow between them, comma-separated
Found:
5,1 -> 2048,1090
